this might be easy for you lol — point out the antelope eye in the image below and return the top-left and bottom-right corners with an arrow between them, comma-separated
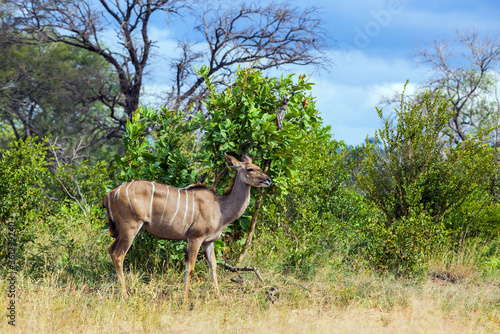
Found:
246,168 -> 254,172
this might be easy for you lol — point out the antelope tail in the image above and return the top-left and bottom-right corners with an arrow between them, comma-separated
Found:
102,195 -> 119,239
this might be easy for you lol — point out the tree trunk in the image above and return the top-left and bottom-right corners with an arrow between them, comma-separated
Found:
236,189 -> 264,265
236,160 -> 270,265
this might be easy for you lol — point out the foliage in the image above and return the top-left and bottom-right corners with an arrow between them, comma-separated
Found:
0,39 -> 117,151
0,137 -> 52,266
197,66 -> 322,196
114,107 -> 200,187
255,128 -> 369,277
197,66 -> 326,262
446,191 -> 500,242
0,136 -> 112,275
52,160 -> 112,220
358,83 -> 497,275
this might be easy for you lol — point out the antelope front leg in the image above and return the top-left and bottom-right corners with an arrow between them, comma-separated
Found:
184,238 -> 203,301
203,242 -> 220,298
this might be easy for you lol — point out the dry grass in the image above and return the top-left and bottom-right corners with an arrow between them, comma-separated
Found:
1,263 -> 499,334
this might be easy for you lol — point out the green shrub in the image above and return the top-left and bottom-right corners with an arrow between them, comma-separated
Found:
197,66 -> 322,196
199,66 -> 326,262
358,83 -> 496,275
115,107 -> 200,187
52,160 -> 112,222
256,128 -> 369,276
365,213 -> 449,276
0,136 -> 113,279
0,137 -> 52,266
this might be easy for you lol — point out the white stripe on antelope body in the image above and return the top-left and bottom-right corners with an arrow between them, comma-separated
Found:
103,154 -> 272,300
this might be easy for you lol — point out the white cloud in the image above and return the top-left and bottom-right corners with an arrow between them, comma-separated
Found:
309,50 -> 426,145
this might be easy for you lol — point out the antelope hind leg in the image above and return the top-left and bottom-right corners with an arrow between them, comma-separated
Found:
203,242 -> 220,298
109,223 -> 143,295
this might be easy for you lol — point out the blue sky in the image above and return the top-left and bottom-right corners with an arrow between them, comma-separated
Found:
140,0 -> 500,146
303,0 -> 500,145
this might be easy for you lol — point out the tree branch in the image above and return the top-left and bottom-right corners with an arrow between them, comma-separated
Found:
219,262 -> 264,282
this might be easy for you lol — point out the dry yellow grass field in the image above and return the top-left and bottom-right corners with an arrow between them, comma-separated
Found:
1,264 -> 499,334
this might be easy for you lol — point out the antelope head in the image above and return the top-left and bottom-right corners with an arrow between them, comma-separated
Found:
225,153 -> 272,187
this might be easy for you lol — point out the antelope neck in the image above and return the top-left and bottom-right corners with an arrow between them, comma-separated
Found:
219,172 -> 251,226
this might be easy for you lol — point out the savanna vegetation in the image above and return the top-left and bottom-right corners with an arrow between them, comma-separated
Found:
1,1 -> 500,332
1,67 -> 499,333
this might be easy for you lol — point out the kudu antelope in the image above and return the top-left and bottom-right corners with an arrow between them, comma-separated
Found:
103,154 -> 271,299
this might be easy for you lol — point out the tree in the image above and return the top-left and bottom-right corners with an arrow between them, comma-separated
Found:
11,0 -> 184,132
166,2 -> 329,110
359,83 -> 495,274
198,66 -> 323,263
0,40 -> 119,154
12,0 -> 329,136
416,30 -> 500,144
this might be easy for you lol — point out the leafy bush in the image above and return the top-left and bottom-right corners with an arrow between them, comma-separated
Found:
0,136 -> 113,279
115,107 -> 200,186
255,128 -> 369,277
199,66 -> 325,262
358,83 -> 496,275
198,66 -> 322,195
52,160 -> 112,223
0,137 -> 52,266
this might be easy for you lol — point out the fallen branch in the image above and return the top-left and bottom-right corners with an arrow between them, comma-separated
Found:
284,279 -> 322,296
219,262 -> 264,282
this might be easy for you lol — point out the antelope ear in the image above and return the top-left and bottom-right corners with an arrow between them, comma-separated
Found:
225,154 -> 241,168
241,154 -> 252,163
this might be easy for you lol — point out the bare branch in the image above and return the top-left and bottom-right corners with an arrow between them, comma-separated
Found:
414,29 -> 500,142
276,93 -> 289,130
9,0 -> 330,149
167,2 -> 330,110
